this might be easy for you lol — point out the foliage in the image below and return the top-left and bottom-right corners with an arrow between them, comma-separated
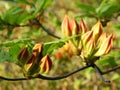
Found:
0,0 -> 120,90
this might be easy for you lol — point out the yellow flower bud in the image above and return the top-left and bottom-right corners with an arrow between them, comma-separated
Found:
33,43 -> 43,53
40,55 -> 52,73
95,34 -> 113,56
82,30 -> 93,46
92,20 -> 102,42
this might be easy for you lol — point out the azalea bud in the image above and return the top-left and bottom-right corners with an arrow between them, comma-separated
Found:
95,34 -> 113,56
33,43 -> 43,53
82,31 -> 93,45
92,20 -> 102,42
71,18 -> 80,35
17,46 -> 29,67
24,52 -> 40,76
80,19 -> 87,34
62,15 -> 72,37
40,55 -> 52,73
86,37 -> 95,56
25,52 -> 37,71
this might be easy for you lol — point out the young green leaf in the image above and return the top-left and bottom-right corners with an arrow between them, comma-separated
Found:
0,50 -> 14,63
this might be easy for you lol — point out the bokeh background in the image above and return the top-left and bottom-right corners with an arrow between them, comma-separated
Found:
0,0 -> 120,90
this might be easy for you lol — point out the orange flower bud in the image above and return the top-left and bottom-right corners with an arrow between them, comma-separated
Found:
40,55 -> 52,73
17,46 -> 29,66
92,20 -> 102,42
24,52 -> 41,76
86,37 -> 95,55
62,15 -> 72,37
71,18 -> 80,35
80,19 -> 87,34
82,30 -> 93,45
25,52 -> 37,71
95,34 -> 113,56
33,43 -> 43,53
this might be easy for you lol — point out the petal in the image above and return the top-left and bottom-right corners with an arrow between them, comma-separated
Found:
71,18 -> 80,35
95,34 -> 113,56
86,37 -> 95,54
33,43 -> 43,53
17,46 -> 29,66
80,19 -> 87,34
25,52 -> 37,71
82,31 -> 93,45
92,20 -> 102,42
62,15 -> 72,37
40,55 -> 52,73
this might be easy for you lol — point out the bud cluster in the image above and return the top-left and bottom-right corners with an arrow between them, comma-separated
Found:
17,43 -> 52,76
62,15 -> 114,64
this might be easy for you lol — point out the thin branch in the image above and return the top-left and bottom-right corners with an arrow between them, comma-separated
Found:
36,64 -> 91,80
92,63 -> 111,83
38,22 -> 61,39
0,63 -> 120,81
6,20 -> 61,39
0,64 -> 91,81
102,65 -> 120,75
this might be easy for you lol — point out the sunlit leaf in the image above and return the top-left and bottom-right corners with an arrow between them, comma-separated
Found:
43,34 -> 80,56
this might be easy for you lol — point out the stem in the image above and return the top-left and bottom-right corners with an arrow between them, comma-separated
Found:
102,65 -> 120,75
36,64 -> 91,80
0,64 -> 91,81
92,63 -> 111,83
39,23 -> 61,39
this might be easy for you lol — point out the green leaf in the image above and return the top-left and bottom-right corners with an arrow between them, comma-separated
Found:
96,1 -> 120,18
14,0 -> 34,6
33,0 -> 52,16
1,6 -> 33,25
43,34 -> 81,56
43,41 -> 64,56
0,38 -> 33,48
0,50 -> 14,63
98,57 -> 117,67
76,3 -> 95,13
9,44 -> 25,61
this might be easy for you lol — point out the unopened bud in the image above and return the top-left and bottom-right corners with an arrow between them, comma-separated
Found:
40,55 -> 52,73
62,15 -> 72,37
33,43 -> 43,53
24,52 -> 40,76
80,19 -> 87,34
71,18 -> 79,35
95,34 -> 113,56
17,46 -> 29,67
92,20 -> 102,42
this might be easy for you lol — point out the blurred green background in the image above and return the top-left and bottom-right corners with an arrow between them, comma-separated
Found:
0,0 -> 120,90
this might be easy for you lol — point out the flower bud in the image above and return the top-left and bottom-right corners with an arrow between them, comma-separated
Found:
62,15 -> 72,37
92,20 -> 102,42
17,46 -> 29,67
86,37 -> 95,56
40,55 -> 52,73
33,43 -> 43,63
24,52 -> 40,76
80,19 -> 87,34
71,18 -> 80,35
95,34 -> 113,56
82,30 -> 93,45
33,43 -> 43,53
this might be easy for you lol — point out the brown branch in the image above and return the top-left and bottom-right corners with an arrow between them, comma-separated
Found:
0,63 -> 120,82
0,64 -> 91,81
4,21 -> 61,39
